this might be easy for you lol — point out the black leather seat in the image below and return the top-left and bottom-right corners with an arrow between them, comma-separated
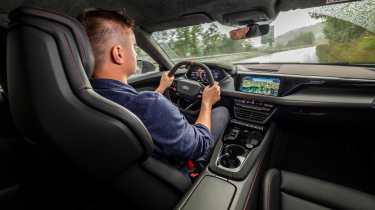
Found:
6,7 -> 190,210
263,169 -> 375,210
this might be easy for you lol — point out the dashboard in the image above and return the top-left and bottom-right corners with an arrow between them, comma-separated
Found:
178,62 -> 375,111
160,61 -> 375,126
229,64 -> 375,109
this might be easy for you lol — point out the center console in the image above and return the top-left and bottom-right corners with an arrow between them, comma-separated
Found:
176,74 -> 280,210
209,116 -> 270,180
177,120 -> 276,210
177,92 -> 278,209
216,122 -> 264,172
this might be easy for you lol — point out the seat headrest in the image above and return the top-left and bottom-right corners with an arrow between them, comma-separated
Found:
9,7 -> 95,78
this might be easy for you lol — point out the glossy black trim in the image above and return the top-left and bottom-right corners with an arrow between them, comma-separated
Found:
222,89 -> 375,108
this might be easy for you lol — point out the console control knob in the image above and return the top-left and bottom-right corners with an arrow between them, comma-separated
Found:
245,131 -> 263,149
245,138 -> 259,149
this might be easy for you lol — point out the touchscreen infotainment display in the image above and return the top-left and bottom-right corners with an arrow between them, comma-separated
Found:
240,76 -> 280,96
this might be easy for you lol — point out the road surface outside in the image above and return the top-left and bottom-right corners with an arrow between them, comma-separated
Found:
237,46 -> 319,63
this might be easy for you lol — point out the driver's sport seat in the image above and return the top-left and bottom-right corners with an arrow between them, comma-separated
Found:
7,7 -> 190,209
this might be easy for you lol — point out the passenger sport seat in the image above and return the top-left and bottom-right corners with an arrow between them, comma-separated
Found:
263,169 -> 375,210
6,7 -> 190,210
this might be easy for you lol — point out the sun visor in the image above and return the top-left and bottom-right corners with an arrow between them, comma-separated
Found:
223,10 -> 273,26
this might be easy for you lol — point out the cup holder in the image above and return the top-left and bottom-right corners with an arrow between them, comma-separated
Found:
219,154 -> 241,168
218,144 -> 247,169
224,144 -> 246,156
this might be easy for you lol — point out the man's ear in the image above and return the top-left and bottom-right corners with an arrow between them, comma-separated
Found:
111,45 -> 125,65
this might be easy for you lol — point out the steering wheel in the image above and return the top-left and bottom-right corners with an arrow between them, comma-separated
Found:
167,61 -> 215,114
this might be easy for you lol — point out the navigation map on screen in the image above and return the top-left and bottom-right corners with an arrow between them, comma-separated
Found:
240,76 -> 280,96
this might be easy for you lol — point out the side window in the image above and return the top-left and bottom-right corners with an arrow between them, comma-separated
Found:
134,47 -> 159,76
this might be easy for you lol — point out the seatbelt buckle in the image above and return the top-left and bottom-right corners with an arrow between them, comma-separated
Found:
187,160 -> 196,171
186,160 -> 201,179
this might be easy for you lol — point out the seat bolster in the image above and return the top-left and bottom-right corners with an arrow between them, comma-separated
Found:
263,169 -> 281,210
142,158 -> 191,193
280,171 -> 375,210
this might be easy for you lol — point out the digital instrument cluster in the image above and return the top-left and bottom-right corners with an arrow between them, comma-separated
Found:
186,66 -> 227,83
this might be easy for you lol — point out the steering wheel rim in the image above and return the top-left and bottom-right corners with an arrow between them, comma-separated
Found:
167,61 -> 216,115
168,61 -> 215,86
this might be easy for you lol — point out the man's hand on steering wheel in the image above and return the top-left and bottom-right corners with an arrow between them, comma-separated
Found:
202,82 -> 221,107
165,61 -> 217,114
156,71 -> 175,94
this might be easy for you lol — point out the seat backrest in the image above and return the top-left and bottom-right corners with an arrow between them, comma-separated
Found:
6,7 -> 153,181
0,24 -> 6,95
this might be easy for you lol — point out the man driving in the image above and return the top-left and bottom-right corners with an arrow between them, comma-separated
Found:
78,9 -> 230,165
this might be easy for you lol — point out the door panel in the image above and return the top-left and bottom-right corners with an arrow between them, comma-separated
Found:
129,71 -> 163,91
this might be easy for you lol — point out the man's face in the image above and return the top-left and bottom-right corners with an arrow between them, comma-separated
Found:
121,30 -> 137,76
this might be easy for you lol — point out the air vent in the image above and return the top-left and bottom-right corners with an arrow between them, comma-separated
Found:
234,106 -> 269,124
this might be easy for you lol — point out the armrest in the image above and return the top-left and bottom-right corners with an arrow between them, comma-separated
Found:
177,175 -> 236,210
142,157 -> 191,193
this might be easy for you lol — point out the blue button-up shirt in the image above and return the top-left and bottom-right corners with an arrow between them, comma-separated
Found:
91,79 -> 213,161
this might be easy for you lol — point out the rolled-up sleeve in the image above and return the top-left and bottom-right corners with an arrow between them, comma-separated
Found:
136,92 -> 213,161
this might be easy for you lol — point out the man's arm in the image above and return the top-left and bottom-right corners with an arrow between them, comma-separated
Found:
142,93 -> 213,160
195,82 -> 221,131
144,82 -> 220,160
155,71 -> 174,94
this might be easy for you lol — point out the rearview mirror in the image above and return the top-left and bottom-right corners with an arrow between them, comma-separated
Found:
230,24 -> 270,40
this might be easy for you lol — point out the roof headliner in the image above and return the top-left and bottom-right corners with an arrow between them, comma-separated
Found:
0,0 -> 362,32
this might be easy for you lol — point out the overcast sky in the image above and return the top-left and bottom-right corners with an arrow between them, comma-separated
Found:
246,8 -> 322,47
215,7 -> 322,45
272,8 -> 322,37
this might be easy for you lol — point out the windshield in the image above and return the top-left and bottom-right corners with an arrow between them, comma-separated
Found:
152,0 -> 375,65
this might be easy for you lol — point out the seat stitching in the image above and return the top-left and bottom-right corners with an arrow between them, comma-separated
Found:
267,171 -> 275,210
243,151 -> 267,210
